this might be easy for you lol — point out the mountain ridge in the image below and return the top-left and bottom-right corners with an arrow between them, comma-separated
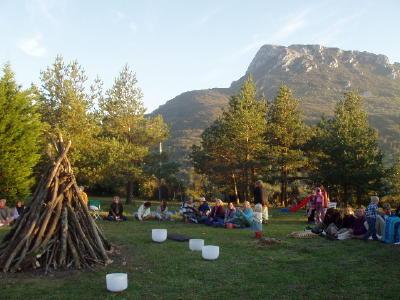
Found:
152,44 -> 400,164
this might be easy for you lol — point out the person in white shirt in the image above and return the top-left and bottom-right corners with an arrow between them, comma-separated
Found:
134,201 -> 153,221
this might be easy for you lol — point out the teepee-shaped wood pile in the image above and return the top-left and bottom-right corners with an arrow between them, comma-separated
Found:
0,136 -> 111,273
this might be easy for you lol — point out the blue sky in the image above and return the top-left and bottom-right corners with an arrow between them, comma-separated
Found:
1,0 -> 399,112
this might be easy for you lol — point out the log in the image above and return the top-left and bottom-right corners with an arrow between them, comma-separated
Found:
0,136 -> 111,273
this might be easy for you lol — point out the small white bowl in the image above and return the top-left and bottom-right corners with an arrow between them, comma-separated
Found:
202,245 -> 219,260
106,273 -> 128,292
152,229 -> 167,243
189,239 -> 204,251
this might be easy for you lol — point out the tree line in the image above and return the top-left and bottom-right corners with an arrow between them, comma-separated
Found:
0,58 -> 179,203
191,76 -> 400,206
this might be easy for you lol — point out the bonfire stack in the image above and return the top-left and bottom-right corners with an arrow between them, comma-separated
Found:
0,136 -> 111,273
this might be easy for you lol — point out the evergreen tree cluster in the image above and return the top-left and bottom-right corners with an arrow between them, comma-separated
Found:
0,58 -> 175,203
192,77 -> 394,205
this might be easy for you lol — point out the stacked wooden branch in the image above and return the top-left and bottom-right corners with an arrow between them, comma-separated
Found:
0,136 -> 112,273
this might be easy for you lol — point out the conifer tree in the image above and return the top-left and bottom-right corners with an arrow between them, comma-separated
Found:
266,85 -> 308,206
39,56 -> 100,183
0,64 -> 43,201
192,76 -> 267,200
313,91 -> 384,204
99,65 -> 168,203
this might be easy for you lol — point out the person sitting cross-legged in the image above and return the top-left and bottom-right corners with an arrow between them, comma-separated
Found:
180,197 -> 199,223
0,199 -> 13,226
197,197 -> 211,223
135,201 -> 153,221
205,199 -> 225,227
12,200 -> 25,221
155,200 -> 172,221
106,196 -> 127,221
224,202 -> 236,226
229,201 -> 254,228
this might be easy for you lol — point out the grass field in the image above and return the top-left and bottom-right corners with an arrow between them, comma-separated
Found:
0,200 -> 399,300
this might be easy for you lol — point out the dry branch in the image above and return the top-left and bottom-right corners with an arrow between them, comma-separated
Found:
0,137 -> 111,273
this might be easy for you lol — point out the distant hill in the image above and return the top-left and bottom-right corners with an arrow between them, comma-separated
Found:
152,44 -> 400,165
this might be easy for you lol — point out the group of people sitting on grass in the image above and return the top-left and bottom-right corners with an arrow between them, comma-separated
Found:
0,198 -> 25,226
104,181 -> 270,238
105,196 -> 268,226
308,194 -> 400,242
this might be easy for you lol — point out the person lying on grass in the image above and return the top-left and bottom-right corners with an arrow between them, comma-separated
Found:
135,201 -> 153,221
205,199 -> 225,227
106,196 -> 127,221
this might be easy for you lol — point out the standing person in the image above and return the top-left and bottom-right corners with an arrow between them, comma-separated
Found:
320,186 -> 330,212
106,196 -> 127,221
315,188 -> 325,224
252,203 -> 263,238
364,196 -> 380,241
0,199 -> 13,226
13,200 -> 25,220
253,180 -> 266,205
262,199 -> 269,223
307,192 -> 316,224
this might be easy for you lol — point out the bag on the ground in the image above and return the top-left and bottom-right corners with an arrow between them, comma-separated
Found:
383,216 -> 400,244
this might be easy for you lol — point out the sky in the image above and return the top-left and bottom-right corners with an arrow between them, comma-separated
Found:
1,0 -> 400,112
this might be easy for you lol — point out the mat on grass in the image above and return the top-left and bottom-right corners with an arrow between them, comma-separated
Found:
167,233 -> 191,242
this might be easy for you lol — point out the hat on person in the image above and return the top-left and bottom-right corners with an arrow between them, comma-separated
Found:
199,197 -> 206,202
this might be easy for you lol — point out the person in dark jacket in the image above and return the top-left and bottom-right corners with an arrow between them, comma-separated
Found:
205,199 -> 225,227
253,180 -> 266,205
106,196 -> 127,221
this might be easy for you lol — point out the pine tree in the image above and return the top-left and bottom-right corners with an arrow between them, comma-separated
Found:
0,64 -> 43,201
192,76 -> 267,201
99,65 -> 168,203
313,91 -> 384,204
39,56 -> 100,183
266,85 -> 309,206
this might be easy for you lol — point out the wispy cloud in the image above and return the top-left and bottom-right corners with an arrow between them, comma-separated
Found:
25,0 -> 61,25
221,34 -> 268,64
112,10 -> 139,34
270,8 -> 310,42
194,7 -> 222,27
128,21 -> 138,34
18,33 -> 47,57
311,10 -> 367,46
112,10 -> 126,23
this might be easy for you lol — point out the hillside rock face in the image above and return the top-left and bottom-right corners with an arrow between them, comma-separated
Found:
152,44 -> 400,164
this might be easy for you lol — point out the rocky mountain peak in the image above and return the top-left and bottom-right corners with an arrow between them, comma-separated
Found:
244,44 -> 400,79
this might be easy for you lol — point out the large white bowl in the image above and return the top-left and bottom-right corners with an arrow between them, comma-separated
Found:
189,239 -> 204,251
152,229 -> 167,243
106,273 -> 128,292
202,245 -> 219,260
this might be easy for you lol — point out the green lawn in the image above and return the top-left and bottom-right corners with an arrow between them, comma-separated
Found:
0,205 -> 399,300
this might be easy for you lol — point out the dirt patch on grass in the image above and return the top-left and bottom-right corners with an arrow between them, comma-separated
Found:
0,243 -> 131,280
